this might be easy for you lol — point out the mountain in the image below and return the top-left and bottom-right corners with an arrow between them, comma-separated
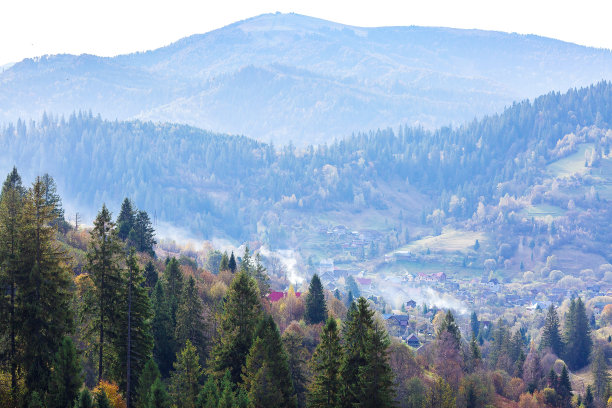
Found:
2,13 -> 612,145
2,83 -> 612,277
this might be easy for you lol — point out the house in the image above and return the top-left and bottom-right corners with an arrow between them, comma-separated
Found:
268,291 -> 285,302
386,314 -> 410,328
319,259 -> 334,275
488,278 -> 500,292
320,271 -> 335,284
416,272 -> 446,283
405,299 -> 417,308
406,333 -> 421,348
356,277 -> 372,287
267,291 -> 302,303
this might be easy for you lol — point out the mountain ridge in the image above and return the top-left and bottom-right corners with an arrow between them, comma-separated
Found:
2,12 -> 612,144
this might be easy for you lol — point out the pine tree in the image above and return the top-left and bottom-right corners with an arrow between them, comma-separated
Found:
592,344 -> 610,401
94,388 -> 112,408
117,198 -> 135,241
0,167 -> 25,402
228,252 -> 237,273
355,322 -> 395,408
470,311 -> 479,338
219,252 -> 229,273
240,246 -> 252,274
540,305 -> 563,356
209,271 -> 261,383
40,173 -> 66,230
175,276 -> 207,363
18,177 -> 74,395
74,388 -> 94,408
46,337 -> 83,408
86,205 -> 125,383
304,274 -> 327,325
196,376 -> 219,408
116,249 -> 153,406
135,359 -> 161,408
144,261 -> 157,292
308,318 -> 341,408
241,315 -> 297,408
437,310 -> 461,346
467,337 -> 481,373
557,365 -> 572,404
564,298 -> 592,370
151,282 -> 174,378
253,254 -> 271,297
170,340 -> 203,408
585,385 -> 595,408
130,211 -> 156,256
218,370 -> 236,408
28,391 -> 44,408
282,328 -> 308,408
427,378 -> 455,408
146,378 -> 171,408
162,258 -> 183,329
340,297 -> 374,408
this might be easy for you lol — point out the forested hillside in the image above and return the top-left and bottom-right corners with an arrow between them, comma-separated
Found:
1,82 -> 611,248
2,13 -> 612,144
0,169 -> 607,408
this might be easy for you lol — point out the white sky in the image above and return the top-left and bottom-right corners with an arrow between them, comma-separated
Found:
2,0 -> 612,66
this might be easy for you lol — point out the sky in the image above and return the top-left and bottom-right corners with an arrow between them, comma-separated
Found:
2,0 -> 612,66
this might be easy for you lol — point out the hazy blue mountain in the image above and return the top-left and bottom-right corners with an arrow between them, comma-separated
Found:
2,13 -> 612,145
2,82 -> 611,252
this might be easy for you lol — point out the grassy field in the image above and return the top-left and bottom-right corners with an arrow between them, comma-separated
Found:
521,203 -> 566,220
396,227 -> 487,254
547,143 -> 593,177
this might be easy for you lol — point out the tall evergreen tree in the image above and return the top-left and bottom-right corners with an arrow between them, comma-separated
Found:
228,252 -> 237,273
197,375 -> 220,408
240,246 -> 252,274
219,252 -> 229,273
437,310 -> 461,346
130,210 -> 156,256
356,322 -> 395,408
308,317 -> 342,408
253,254 -> 271,297
94,388 -> 112,408
340,297 -> 374,408
557,365 -> 572,405
470,311 -> 479,339
592,344 -> 610,401
241,315 -> 297,408
209,271 -> 261,383
40,173 -> 67,230
218,370 -> 237,408
85,205 -> 124,383
540,305 -> 564,357
135,359 -> 161,408
117,198 -> 136,241
74,388 -> 94,408
146,378 -> 171,408
46,337 -> 83,408
18,177 -> 74,395
0,167 -> 25,402
170,340 -> 203,408
143,261 -> 158,292
427,378 -> 455,408
282,328 -> 308,408
151,282 -> 174,378
175,276 -> 207,363
564,297 -> 592,370
304,274 -> 327,325
162,258 -> 183,329
115,249 -> 154,407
